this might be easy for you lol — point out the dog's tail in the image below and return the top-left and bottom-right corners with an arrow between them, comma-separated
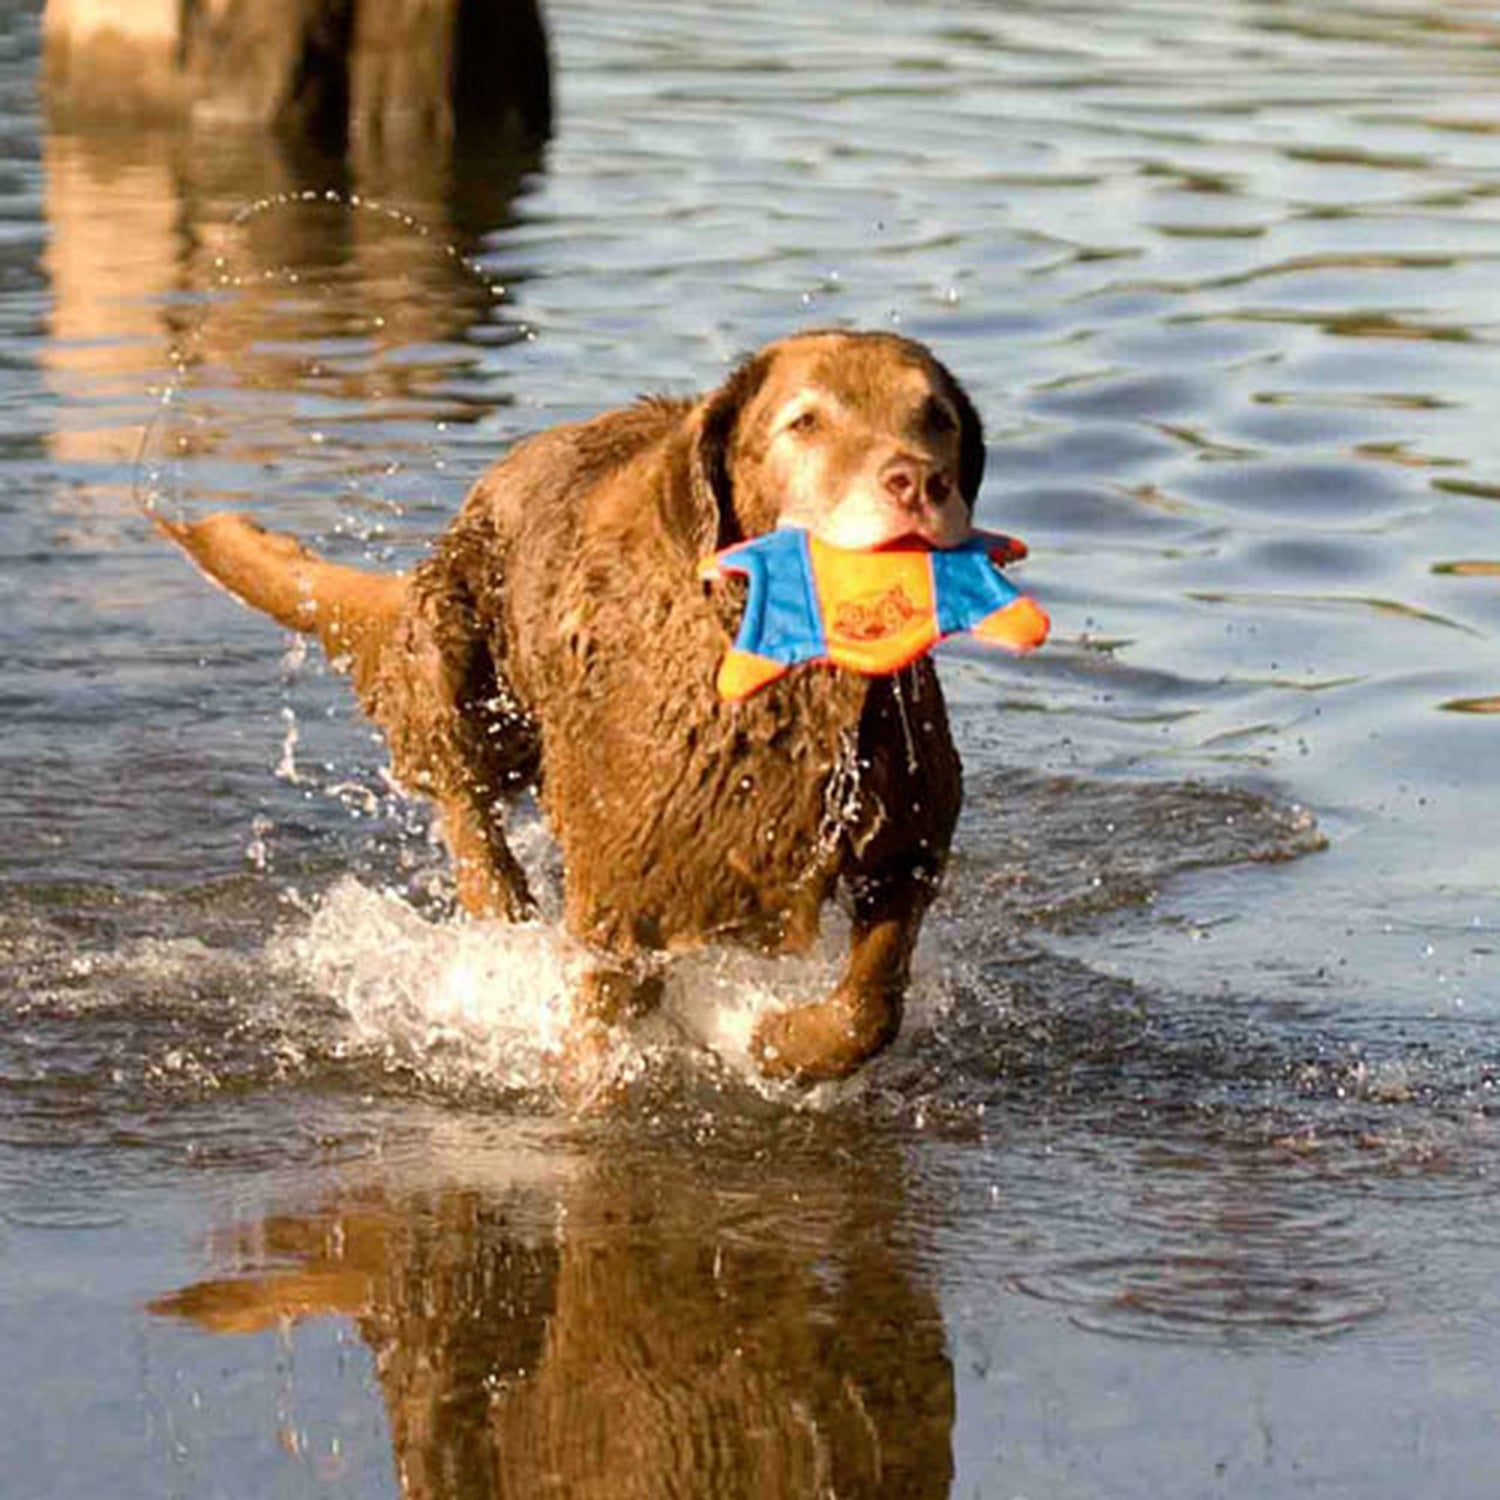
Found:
156,511 -> 408,686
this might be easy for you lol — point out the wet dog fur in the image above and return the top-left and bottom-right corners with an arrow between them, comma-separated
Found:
161,331 -> 983,1083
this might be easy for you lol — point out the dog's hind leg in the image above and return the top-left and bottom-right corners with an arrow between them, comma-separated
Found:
370,592 -> 541,922
160,510 -> 540,921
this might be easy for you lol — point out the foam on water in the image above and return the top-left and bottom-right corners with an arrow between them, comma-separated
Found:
271,875 -> 866,1103
274,878 -> 579,1093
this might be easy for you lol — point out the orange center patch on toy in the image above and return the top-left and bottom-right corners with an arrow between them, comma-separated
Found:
700,528 -> 1049,700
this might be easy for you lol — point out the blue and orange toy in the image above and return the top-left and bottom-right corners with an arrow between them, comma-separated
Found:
700,528 -> 1049,700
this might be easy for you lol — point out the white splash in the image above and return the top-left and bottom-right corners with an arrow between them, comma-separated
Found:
270,876 -> 903,1101
275,879 -> 581,1091
273,706 -> 301,784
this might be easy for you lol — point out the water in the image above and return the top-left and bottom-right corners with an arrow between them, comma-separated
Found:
3,0 -> 1500,1492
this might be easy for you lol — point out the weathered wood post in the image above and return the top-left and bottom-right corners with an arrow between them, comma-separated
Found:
39,0 -> 548,468
42,0 -> 552,144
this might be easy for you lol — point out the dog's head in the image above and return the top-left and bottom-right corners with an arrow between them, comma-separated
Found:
679,331 -> 985,552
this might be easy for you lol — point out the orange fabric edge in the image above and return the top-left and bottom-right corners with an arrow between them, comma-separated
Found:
971,596 -> 1050,652
716,649 -> 790,701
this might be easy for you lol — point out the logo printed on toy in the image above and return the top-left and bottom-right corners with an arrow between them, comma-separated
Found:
830,583 -> 920,642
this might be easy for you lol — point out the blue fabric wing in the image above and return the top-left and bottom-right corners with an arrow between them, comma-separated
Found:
932,535 -> 1022,637
718,529 -> 827,666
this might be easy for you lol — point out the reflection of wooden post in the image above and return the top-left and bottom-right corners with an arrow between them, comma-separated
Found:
43,0 -> 189,123
39,120 -> 537,468
40,130 -> 185,465
42,0 -> 551,143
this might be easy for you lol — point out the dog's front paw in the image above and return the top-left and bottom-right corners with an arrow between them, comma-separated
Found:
750,988 -> 900,1084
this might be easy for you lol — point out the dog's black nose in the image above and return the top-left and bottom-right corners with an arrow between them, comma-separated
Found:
882,456 -> 951,511
881,458 -> 918,507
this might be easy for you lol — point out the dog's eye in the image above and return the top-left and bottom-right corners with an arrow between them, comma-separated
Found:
923,398 -> 958,435
787,408 -> 822,436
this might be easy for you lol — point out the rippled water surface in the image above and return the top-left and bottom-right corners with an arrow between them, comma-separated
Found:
4,0 -> 1500,1494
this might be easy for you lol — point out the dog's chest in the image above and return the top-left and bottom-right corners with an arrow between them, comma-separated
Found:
565,701 -> 849,939
546,663 -> 956,953
525,543 -> 958,952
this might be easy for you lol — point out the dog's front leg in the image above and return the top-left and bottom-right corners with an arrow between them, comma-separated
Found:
438,792 -> 537,922
749,896 -> 921,1084
553,964 -> 666,1104
749,669 -> 956,1085
574,965 -> 666,1033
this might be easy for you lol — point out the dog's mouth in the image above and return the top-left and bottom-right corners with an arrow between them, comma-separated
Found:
868,527 -> 971,552
800,502 -> 972,553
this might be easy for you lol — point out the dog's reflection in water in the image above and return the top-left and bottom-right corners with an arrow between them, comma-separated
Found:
152,1140 -> 954,1498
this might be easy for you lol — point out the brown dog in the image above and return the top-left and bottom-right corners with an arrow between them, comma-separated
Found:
161,331 -> 984,1083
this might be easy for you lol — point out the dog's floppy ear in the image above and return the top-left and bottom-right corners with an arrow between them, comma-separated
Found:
940,362 -> 987,506
664,349 -> 773,554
